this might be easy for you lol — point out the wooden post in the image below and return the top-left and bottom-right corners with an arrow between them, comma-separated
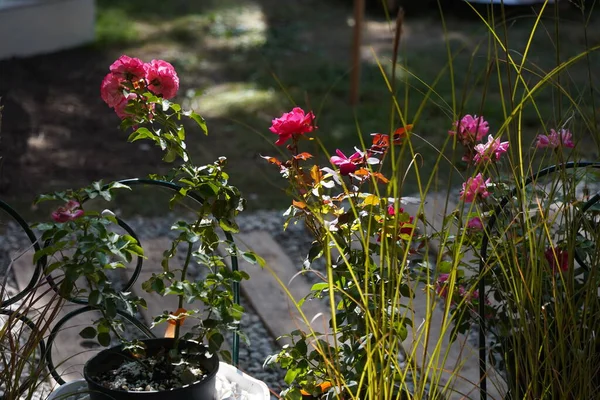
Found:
350,0 -> 365,105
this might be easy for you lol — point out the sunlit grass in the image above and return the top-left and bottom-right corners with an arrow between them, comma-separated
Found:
191,83 -> 278,118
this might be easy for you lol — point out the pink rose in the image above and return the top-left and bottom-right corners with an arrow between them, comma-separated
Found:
109,55 -> 146,81
460,173 -> 491,203
544,247 -> 569,273
449,115 -> 489,143
435,273 -> 450,298
473,135 -> 509,164
144,59 -> 179,99
536,128 -> 575,149
467,217 -> 484,230
114,93 -> 136,119
330,149 -> 363,175
100,73 -> 124,108
269,107 -> 316,146
51,200 -> 84,223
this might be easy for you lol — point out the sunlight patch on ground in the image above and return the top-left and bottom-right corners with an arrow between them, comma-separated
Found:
191,83 -> 278,118
205,5 -> 267,49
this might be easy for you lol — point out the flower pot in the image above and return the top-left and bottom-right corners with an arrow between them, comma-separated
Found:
83,338 -> 219,400
47,379 -> 89,400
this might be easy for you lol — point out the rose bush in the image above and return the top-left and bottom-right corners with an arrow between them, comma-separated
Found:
34,55 -> 258,368
262,108 -> 429,399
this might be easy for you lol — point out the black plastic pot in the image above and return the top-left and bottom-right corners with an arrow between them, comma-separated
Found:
83,338 -> 219,400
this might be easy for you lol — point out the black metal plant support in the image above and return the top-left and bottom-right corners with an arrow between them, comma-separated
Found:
0,178 -> 241,395
477,161 -> 600,400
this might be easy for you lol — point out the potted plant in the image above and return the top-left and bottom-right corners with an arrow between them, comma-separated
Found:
33,55 -> 261,399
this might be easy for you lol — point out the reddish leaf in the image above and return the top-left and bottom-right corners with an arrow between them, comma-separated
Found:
293,200 -> 307,209
293,152 -> 313,160
353,168 -> 370,177
372,172 -> 389,183
260,155 -> 282,167
394,124 -> 413,136
371,133 -> 390,148
392,124 -> 412,143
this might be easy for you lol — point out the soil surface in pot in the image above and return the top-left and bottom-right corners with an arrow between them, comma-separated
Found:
93,354 -> 208,392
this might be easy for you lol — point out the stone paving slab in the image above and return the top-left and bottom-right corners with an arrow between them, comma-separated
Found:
225,231 -> 331,344
403,283 -> 505,400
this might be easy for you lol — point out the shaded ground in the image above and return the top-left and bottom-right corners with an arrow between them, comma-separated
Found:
1,0 -> 599,217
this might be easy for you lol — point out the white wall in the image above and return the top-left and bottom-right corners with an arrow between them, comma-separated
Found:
0,0 -> 95,60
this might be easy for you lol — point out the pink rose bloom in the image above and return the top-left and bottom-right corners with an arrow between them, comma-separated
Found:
100,73 -> 124,108
467,217 -> 484,230
460,173 -> 491,203
536,128 -> 575,149
114,93 -> 137,119
449,115 -> 489,142
51,200 -> 84,223
109,55 -> 146,81
330,149 -> 363,175
473,135 -> 509,164
435,273 -> 450,298
269,107 -> 316,146
144,59 -> 179,99
544,247 -> 569,273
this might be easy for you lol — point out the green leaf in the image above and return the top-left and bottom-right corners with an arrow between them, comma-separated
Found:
208,332 -> 224,351
163,148 -> 178,163
286,388 -> 303,400
109,182 -> 131,191
128,244 -> 145,257
308,242 -> 323,262
59,280 -> 74,298
185,111 -> 208,135
219,218 -> 239,233
34,194 -> 59,204
79,327 -> 97,339
219,349 -> 232,363
97,332 -> 111,347
241,252 -> 266,267
33,245 -> 60,264
88,290 -> 102,306
151,278 -> 165,294
44,261 -> 63,275
437,260 -> 453,274
177,126 -> 185,141
105,300 -> 117,318
99,190 -> 112,201
127,127 -> 154,142
33,222 -> 54,231
284,368 -> 300,385
311,282 -> 329,292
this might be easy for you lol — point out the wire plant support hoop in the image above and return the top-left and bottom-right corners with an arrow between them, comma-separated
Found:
0,177 -> 242,396
477,161 -> 600,400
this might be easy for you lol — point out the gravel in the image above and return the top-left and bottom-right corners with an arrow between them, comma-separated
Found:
0,210 -> 316,400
